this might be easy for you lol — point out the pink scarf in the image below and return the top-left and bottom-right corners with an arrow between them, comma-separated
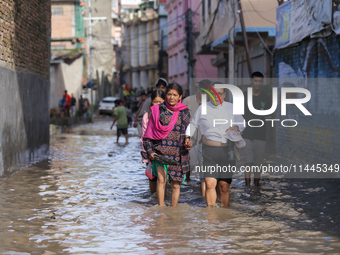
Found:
143,99 -> 188,140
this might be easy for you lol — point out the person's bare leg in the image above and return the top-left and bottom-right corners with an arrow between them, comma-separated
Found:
245,163 -> 252,186
149,180 -> 157,194
171,181 -> 180,206
116,135 -> 119,143
156,166 -> 166,206
218,181 -> 231,207
254,172 -> 261,186
164,182 -> 167,199
186,170 -> 191,181
124,134 -> 128,143
200,181 -> 206,197
205,178 -> 217,206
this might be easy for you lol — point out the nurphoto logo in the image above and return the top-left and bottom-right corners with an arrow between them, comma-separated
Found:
201,84 -> 312,128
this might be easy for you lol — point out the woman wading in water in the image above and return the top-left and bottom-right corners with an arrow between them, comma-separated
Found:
141,90 -> 166,194
143,83 -> 190,206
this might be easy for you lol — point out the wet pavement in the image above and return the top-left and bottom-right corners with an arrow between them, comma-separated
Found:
0,119 -> 339,254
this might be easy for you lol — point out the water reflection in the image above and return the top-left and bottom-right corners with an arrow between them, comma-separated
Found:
0,120 -> 339,254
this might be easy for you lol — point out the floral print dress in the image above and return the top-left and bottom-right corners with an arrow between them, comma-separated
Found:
153,109 -> 185,182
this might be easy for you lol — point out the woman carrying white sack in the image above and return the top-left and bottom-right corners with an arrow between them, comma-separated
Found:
185,81 -> 246,207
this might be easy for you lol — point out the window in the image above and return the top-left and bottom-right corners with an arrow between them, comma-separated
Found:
51,45 -> 66,50
52,7 -> 63,15
174,55 -> 178,75
202,0 -> 205,21
219,1 -> 225,19
169,12 -> 173,32
179,4 -> 183,26
169,59 -> 173,76
174,8 -> 178,29
180,52 -> 185,73
112,0 -> 117,8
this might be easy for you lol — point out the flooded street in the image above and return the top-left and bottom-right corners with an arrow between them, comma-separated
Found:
0,120 -> 339,254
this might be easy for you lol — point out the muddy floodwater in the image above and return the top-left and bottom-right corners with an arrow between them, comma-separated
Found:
0,120 -> 339,254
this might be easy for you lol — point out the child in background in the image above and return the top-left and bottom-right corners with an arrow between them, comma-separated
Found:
141,90 -> 166,194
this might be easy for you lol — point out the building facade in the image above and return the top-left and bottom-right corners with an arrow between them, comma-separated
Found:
121,1 -> 168,91
50,0 -> 86,115
274,0 -> 340,164
0,0 -> 51,176
195,0 -> 276,83
165,0 -> 218,96
82,0 -> 115,104
51,0 -> 85,51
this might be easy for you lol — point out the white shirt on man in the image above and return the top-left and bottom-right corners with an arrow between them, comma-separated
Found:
186,101 -> 246,143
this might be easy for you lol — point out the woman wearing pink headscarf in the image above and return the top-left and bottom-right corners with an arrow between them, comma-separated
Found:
143,83 -> 190,206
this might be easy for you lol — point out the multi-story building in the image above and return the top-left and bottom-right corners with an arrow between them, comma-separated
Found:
120,0 -> 168,90
50,0 -> 86,114
165,0 -> 218,96
113,0 -> 145,94
82,0 -> 115,104
195,0 -> 276,83
51,0 -> 85,51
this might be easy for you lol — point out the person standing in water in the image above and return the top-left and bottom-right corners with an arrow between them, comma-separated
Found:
143,83 -> 190,206
141,90 -> 166,194
186,81 -> 245,207
110,99 -> 129,144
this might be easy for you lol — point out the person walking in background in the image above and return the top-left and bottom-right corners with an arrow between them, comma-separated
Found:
143,83 -> 190,207
182,79 -> 212,191
79,95 -> 85,117
141,90 -> 166,194
70,93 -> 76,117
137,92 -> 147,109
64,90 -> 71,118
123,83 -> 131,103
58,95 -> 67,118
125,103 -> 133,127
134,78 -> 168,135
241,71 -> 272,187
83,98 -> 89,116
110,99 -> 129,144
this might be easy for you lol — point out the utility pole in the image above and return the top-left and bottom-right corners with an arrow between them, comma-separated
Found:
228,0 -> 235,91
85,0 -> 107,122
185,8 -> 195,96
238,0 -> 253,77
88,0 -> 93,122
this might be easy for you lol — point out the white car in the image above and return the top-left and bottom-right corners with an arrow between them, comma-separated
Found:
99,97 -> 119,115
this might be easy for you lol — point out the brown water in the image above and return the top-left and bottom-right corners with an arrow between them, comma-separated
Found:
0,120 -> 339,254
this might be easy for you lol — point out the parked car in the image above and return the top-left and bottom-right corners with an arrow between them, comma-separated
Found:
98,97 -> 119,115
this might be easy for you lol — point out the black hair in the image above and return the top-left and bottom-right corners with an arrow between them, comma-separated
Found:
251,71 -> 264,79
151,89 -> 165,103
156,78 -> 167,87
140,92 -> 147,96
148,90 -> 166,118
147,88 -> 153,95
197,79 -> 212,88
165,82 -> 183,97
210,81 -> 223,86
114,99 -> 121,105
210,81 -> 226,94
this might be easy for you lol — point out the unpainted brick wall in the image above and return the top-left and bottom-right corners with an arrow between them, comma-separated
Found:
275,33 -> 340,164
0,0 -> 51,80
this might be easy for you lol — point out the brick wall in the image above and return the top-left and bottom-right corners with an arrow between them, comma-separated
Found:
51,3 -> 74,39
0,0 -> 51,176
275,33 -> 340,164
0,0 -> 51,79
